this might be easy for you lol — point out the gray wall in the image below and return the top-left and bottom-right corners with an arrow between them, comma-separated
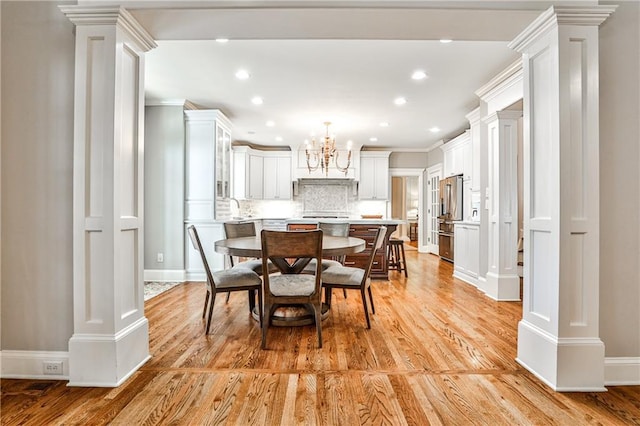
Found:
599,0 -> 640,357
389,151 -> 428,168
144,106 -> 185,271
427,147 -> 444,169
1,1 -> 75,351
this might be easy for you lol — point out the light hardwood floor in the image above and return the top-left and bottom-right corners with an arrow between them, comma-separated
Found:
2,252 -> 640,425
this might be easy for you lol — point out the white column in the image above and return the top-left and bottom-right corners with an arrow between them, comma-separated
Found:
509,5 -> 615,391
61,6 -> 156,387
483,111 -> 522,301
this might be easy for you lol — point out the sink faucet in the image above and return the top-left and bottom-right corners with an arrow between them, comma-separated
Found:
229,198 -> 241,218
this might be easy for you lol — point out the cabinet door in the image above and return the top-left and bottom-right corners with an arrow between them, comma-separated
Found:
215,124 -> 231,199
275,156 -> 292,199
248,154 -> 264,199
359,156 -> 388,200
264,156 -> 291,200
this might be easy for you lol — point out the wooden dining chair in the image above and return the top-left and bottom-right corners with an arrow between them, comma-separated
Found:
260,229 -> 324,349
322,226 -> 387,329
301,222 -> 349,274
187,225 -> 263,334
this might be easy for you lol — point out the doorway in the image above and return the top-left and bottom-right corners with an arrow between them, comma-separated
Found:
389,168 -> 425,251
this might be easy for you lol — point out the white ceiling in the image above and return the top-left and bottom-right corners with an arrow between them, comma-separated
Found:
134,2 -> 548,150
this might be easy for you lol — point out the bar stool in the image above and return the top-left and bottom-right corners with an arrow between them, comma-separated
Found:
387,238 -> 408,277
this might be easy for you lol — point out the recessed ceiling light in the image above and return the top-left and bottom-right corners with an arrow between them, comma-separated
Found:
369,137 -> 378,142
215,38 -> 229,43
251,96 -> 263,105
379,122 -> 390,127
429,127 -> 441,133
411,70 -> 428,80
275,136 -> 283,142
235,69 -> 250,80
266,120 -> 275,127
394,97 -> 407,106
440,39 -> 452,44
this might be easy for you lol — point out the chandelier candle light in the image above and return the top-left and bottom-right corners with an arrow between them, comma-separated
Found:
305,122 -> 352,176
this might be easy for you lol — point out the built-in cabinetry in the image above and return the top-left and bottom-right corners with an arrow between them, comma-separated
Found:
233,146 -> 292,200
184,110 -> 230,277
263,155 -> 292,200
453,222 -> 479,286
358,151 -> 391,200
441,131 -> 471,179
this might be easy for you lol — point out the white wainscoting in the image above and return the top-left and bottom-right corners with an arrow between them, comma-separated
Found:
604,357 -> 640,386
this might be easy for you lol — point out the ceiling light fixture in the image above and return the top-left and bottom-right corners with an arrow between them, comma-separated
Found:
429,127 -> 441,133
411,70 -> 428,80
394,97 -> 407,106
215,38 -> 229,43
379,122 -> 390,127
440,39 -> 452,44
235,69 -> 250,80
266,120 -> 275,127
369,137 -> 378,142
275,136 -> 283,142
304,122 -> 352,177
251,96 -> 263,105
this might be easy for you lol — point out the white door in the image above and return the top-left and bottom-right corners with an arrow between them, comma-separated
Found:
426,165 -> 442,255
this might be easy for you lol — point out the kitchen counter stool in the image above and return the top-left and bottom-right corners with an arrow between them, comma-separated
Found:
387,238 -> 408,277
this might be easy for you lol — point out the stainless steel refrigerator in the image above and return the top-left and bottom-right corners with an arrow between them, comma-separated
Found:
438,175 -> 463,262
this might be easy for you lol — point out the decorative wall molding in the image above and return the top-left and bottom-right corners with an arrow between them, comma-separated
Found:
59,5 -> 157,52
145,99 -> 198,110
1,351 -> 69,381
475,59 -> 523,102
509,5 -> 617,53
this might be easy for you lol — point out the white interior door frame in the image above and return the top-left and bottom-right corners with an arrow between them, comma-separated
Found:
389,168 -> 425,252
426,164 -> 442,255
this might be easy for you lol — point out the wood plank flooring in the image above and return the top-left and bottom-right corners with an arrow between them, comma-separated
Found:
2,252 -> 640,425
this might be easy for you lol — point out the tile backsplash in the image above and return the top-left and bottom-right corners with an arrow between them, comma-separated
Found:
237,179 -> 388,219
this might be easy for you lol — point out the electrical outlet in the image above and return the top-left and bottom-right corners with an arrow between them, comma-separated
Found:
43,361 -> 63,375
157,252 -> 164,263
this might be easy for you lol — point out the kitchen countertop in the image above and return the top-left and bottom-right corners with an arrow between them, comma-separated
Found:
224,217 -> 405,225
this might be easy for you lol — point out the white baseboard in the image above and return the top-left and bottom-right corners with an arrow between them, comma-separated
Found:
453,269 -> 478,287
1,350 -> 69,380
144,269 -> 186,282
604,357 -> 640,386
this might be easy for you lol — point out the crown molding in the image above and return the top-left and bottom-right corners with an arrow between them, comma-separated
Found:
475,59 -> 523,102
426,139 -> 444,153
482,109 -> 523,124
465,107 -> 481,125
145,99 -> 198,109
59,5 -> 157,52
508,5 -> 617,53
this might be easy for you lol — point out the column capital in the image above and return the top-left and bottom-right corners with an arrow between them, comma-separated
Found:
509,5 -> 617,53
59,5 -> 157,52
482,109 -> 523,125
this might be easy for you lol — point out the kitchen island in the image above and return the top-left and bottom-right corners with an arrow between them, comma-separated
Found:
286,218 -> 400,280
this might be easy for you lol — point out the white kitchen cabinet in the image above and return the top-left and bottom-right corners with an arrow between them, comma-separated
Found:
263,155 -> 292,200
441,130 -> 471,179
453,222 -> 480,287
232,146 -> 264,200
358,151 -> 391,200
185,110 -> 232,221
232,147 -> 291,200
184,110 -> 230,278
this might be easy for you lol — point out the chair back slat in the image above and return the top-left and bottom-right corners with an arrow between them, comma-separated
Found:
187,225 -> 215,289
224,221 -> 257,238
318,222 -> 350,237
362,226 -> 387,284
261,229 -> 323,260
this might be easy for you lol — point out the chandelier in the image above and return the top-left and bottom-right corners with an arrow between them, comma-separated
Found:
304,122 -> 352,176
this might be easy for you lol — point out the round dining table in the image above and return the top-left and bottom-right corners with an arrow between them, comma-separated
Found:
214,234 -> 366,326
